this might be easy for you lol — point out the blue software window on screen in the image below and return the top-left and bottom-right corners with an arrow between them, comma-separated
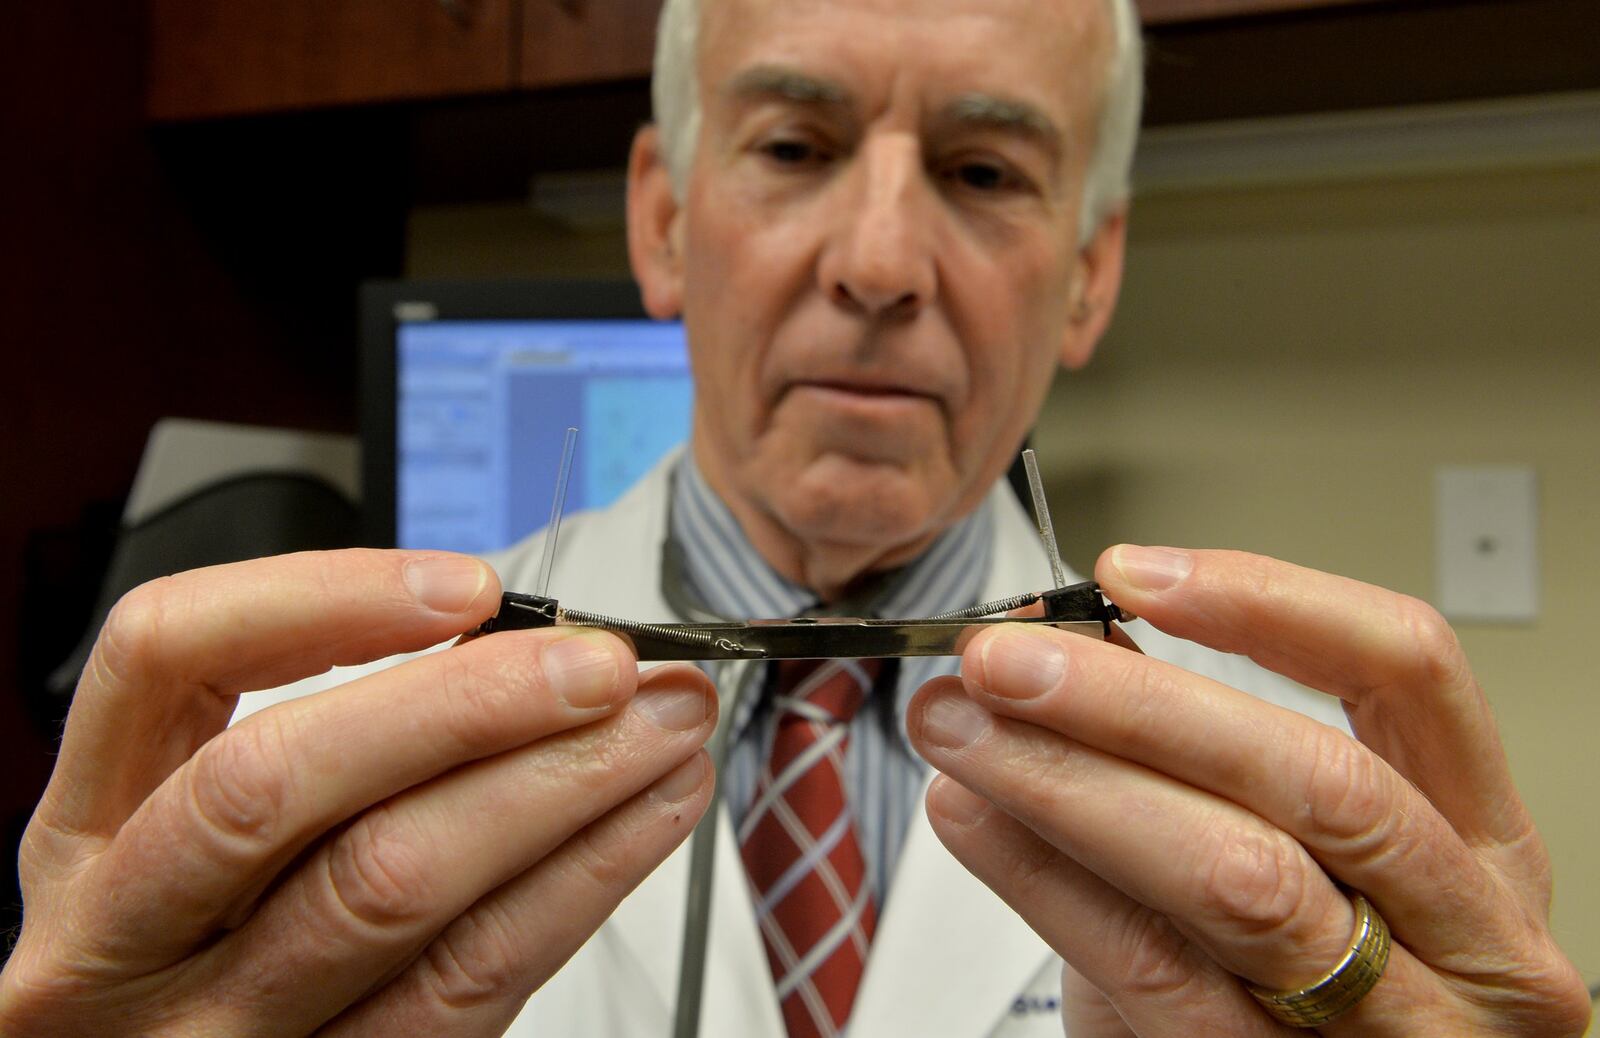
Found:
397,318 -> 692,554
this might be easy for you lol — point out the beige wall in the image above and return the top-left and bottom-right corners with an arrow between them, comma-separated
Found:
1035,162 -> 1600,987
409,157 -> 1600,994
407,202 -> 629,279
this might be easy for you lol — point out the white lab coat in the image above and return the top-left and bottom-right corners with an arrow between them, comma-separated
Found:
238,450 -> 1348,1037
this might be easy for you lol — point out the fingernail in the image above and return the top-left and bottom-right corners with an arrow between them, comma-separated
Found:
632,685 -> 710,731
651,754 -> 708,804
933,780 -> 993,826
920,692 -> 991,749
540,634 -> 622,710
404,555 -> 489,613
1112,545 -> 1193,591
977,625 -> 1067,700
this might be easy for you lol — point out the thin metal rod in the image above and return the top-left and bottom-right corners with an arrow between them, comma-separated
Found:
1022,449 -> 1067,590
534,427 -> 578,598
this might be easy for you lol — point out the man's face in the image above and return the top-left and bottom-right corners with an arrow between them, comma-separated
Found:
638,0 -> 1122,584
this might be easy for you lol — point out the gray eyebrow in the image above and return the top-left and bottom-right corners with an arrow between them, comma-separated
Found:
725,65 -> 851,108
720,72 -> 1064,175
939,93 -> 1063,154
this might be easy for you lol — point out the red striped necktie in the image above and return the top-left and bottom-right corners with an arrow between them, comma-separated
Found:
739,657 -> 881,1038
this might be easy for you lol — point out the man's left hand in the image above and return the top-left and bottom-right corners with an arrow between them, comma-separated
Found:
908,545 -> 1590,1036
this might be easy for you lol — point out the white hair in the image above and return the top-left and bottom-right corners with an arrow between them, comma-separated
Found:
650,0 -> 1144,245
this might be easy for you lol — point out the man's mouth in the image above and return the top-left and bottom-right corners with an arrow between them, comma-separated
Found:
796,379 -> 938,402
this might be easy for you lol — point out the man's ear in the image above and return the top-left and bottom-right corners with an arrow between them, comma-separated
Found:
1059,208 -> 1128,371
627,124 -> 687,319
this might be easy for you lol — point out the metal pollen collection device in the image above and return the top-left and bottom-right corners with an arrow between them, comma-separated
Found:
469,429 -> 1133,1038
472,429 -> 1133,655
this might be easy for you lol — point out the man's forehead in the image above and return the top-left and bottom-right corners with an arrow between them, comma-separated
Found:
699,0 -> 1110,107
695,0 -> 1112,157
702,0 -> 1099,24
723,64 -> 1066,163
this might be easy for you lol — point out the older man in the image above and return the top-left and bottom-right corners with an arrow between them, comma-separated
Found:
0,0 -> 1588,1036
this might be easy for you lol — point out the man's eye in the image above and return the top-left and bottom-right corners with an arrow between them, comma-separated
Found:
948,161 -> 1012,192
761,139 -> 822,165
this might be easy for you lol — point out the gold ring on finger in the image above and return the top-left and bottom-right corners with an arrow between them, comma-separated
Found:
1245,892 -> 1391,1028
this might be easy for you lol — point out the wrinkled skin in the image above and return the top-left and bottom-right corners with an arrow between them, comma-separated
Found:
0,550 -> 718,1036
629,0 -> 1124,601
910,545 -> 1590,1036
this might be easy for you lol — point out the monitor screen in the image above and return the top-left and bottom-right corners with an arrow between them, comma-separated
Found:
362,281 -> 692,554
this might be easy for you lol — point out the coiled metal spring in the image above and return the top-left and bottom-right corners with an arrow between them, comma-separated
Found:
923,592 -> 1041,621
559,607 -> 747,654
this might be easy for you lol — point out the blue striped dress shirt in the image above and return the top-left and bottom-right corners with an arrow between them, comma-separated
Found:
666,456 -> 994,906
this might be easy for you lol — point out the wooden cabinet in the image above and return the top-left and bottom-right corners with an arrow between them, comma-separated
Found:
146,0 -> 518,120
519,0 -> 662,89
145,0 -> 1600,123
1136,0 -> 1385,25
152,0 -> 1342,120
146,0 -> 662,120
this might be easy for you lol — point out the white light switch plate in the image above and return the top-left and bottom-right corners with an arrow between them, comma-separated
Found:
1434,466 -> 1539,622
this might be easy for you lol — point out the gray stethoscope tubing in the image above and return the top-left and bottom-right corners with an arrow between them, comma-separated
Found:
671,657 -> 757,1038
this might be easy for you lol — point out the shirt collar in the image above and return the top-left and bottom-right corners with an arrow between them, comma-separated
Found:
665,454 -> 994,734
668,454 -> 992,622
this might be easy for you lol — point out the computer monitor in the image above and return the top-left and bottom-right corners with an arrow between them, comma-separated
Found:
361,279 -> 692,554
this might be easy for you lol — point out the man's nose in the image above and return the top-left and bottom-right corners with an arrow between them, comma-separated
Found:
819,136 -> 937,320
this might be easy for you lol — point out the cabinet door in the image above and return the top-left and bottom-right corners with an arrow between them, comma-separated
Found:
1136,0 -> 1386,24
148,0 -> 516,120
520,0 -> 661,88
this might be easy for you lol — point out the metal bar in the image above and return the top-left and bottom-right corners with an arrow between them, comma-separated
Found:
559,615 -> 1107,660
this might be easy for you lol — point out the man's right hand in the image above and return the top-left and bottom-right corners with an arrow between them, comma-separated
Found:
0,549 -> 717,1037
